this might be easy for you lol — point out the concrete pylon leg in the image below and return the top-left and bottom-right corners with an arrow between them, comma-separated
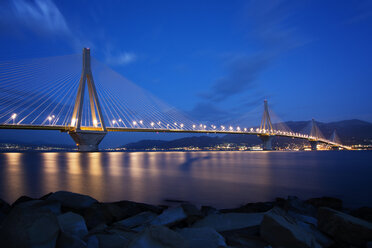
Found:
309,140 -> 318,151
69,131 -> 107,152
259,135 -> 274,151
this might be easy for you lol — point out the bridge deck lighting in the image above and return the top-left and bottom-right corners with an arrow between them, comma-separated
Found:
203,125 -> 206,129
151,122 -> 155,127
93,119 -> 98,127
192,124 -> 196,129
132,121 -> 137,126
244,128 -> 247,132
158,121 -> 161,126
139,120 -> 143,124
112,120 -> 116,124
48,116 -> 52,121
71,118 -> 76,126
180,123 -> 184,128
229,126 -> 233,131
221,125 -> 225,130
118,118 -> 122,122
237,126 -> 241,131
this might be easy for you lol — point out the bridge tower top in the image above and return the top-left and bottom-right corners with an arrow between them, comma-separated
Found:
330,130 -> 341,144
260,99 -> 273,133
70,48 -> 106,131
310,118 -> 321,140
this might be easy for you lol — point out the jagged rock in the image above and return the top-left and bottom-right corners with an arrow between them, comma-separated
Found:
0,198 -> 10,224
221,202 -> 274,214
181,203 -> 203,223
128,225 -> 187,248
351,206 -> 372,223
318,207 -> 372,247
57,231 -> 87,248
47,191 -> 98,209
0,198 -> 11,214
305,197 -> 343,210
83,202 -> 128,229
86,235 -> 99,248
178,227 -> 227,248
16,199 -> 61,215
0,206 -> 60,248
222,231 -> 270,248
39,192 -> 54,200
283,196 -> 317,217
112,200 -> 162,218
260,207 -> 321,248
96,232 -> 135,248
114,211 -> 157,230
11,195 -> 34,207
192,212 -> 264,232
151,206 -> 188,226
201,206 -> 218,216
58,212 -> 88,239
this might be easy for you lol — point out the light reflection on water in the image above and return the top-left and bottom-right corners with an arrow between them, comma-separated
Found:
0,151 -> 371,208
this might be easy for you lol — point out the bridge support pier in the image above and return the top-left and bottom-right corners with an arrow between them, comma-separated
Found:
69,131 -> 107,152
309,140 -> 318,151
259,135 -> 274,151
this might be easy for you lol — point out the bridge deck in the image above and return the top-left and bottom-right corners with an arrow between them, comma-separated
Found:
0,124 -> 351,149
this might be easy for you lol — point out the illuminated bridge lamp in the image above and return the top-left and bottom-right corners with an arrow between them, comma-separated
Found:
139,120 -> 143,125
48,116 -> 52,125
180,123 -> 184,128
132,121 -> 137,126
11,113 -> 17,124
93,119 -> 98,127
71,118 -> 76,127
151,122 -> 155,127
192,124 -> 196,129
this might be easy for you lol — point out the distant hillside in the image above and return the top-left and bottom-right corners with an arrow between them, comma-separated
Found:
122,119 -> 372,149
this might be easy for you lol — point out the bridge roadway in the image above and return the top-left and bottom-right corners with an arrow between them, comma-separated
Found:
0,124 -> 351,150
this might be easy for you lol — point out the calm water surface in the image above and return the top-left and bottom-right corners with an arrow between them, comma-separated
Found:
0,151 -> 371,208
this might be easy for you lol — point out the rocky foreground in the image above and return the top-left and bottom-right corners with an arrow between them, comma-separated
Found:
0,192 -> 371,248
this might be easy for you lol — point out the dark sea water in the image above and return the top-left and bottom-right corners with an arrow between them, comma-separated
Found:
0,151 -> 371,208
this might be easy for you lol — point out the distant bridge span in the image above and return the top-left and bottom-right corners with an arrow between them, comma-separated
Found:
0,123 -> 352,150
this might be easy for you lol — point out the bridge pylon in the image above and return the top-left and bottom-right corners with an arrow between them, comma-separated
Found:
68,48 -> 107,151
258,100 -> 275,150
308,119 -> 319,151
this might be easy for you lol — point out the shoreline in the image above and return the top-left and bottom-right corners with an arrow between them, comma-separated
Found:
0,191 -> 371,247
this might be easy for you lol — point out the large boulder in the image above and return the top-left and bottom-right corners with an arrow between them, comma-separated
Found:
192,212 -> 264,232
221,201 -> 274,214
0,206 -> 60,248
128,225 -> 187,248
16,199 -> 61,215
305,197 -> 343,211
260,207 -> 321,248
318,207 -> 372,247
281,196 -> 317,217
58,212 -> 88,239
83,202 -> 128,229
114,211 -> 157,231
151,206 -> 188,226
112,200 -> 162,218
11,195 -> 34,207
178,227 -> 227,248
351,206 -> 372,223
0,198 -> 11,214
57,231 -> 87,248
0,198 -> 11,224
47,191 -> 98,210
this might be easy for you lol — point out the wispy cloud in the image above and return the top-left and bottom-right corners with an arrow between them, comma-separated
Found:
5,0 -> 70,35
199,53 -> 271,102
189,0 -> 309,122
105,51 -> 137,66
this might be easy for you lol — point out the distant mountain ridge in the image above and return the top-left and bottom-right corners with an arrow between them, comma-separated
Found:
122,119 -> 372,149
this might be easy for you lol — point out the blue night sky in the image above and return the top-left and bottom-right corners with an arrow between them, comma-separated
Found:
0,0 -> 371,147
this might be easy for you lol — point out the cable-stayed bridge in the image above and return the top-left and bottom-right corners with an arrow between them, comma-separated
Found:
0,48 -> 351,151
